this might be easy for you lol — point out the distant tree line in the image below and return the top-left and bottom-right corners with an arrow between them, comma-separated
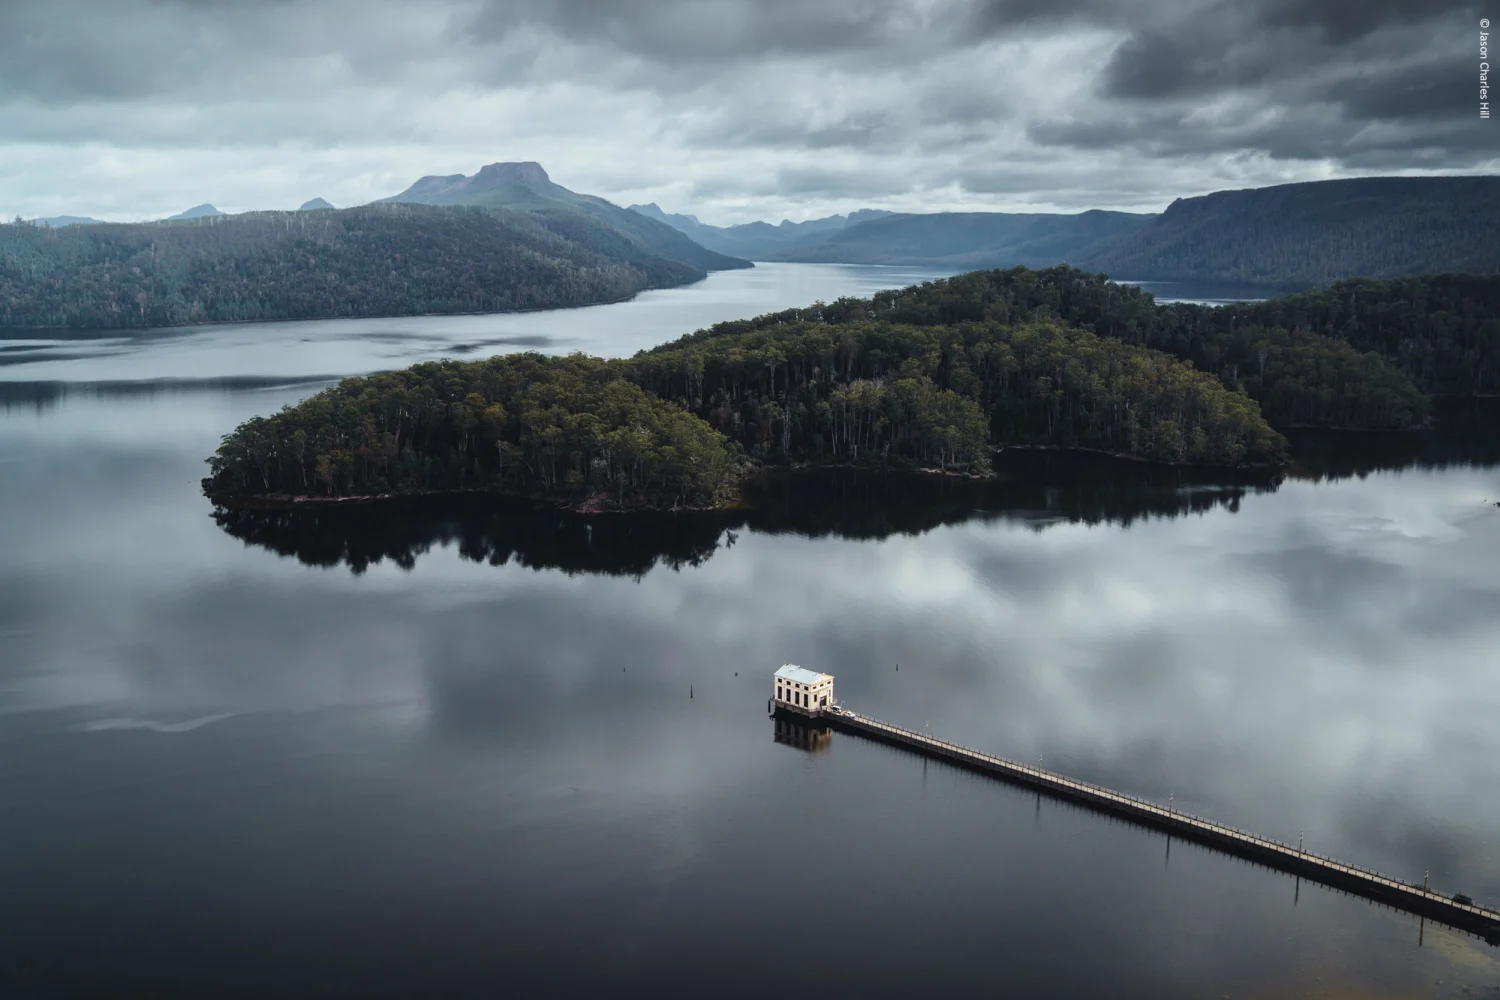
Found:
0,204 -> 706,329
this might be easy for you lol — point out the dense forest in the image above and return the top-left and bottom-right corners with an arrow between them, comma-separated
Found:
631,318 -> 1284,468
203,265 -> 1495,507
1080,176 -> 1500,288
205,299 -> 1286,506
0,203 -> 724,329
203,354 -> 739,509
672,266 -> 1498,430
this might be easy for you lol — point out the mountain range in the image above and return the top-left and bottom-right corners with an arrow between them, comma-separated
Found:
633,175 -> 1500,288
629,202 -> 1151,269
17,167 -> 1498,296
627,203 -> 896,259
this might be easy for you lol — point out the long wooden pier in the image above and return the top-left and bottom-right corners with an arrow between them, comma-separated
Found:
796,707 -> 1500,944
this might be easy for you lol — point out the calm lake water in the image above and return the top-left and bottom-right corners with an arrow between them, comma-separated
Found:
2,264 -> 1499,998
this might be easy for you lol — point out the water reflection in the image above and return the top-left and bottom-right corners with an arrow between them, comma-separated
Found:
212,499 -> 732,576
213,401 -> 1500,578
1288,399 -> 1500,481
0,376 -> 342,412
5,266 -> 1500,997
772,717 -> 834,753
212,455 -> 1277,576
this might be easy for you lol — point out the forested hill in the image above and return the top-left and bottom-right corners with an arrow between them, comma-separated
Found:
382,162 -> 750,274
765,210 -> 1152,268
0,203 -> 719,329
1081,176 -> 1500,287
202,299 -> 1286,509
660,267 -> 1500,431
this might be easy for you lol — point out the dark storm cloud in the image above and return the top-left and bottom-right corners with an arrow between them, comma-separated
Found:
0,0 -> 1492,222
1257,0 -> 1479,44
1100,0 -> 1479,100
1322,55 -> 1474,121
468,0 -> 921,60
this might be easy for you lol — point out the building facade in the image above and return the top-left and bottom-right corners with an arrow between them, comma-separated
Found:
773,664 -> 834,717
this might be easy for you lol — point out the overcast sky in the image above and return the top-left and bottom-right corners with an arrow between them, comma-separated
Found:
2,0 -> 1494,224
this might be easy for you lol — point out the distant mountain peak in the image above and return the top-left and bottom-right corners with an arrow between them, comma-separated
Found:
298,197 -> 335,211
629,203 -> 703,226
383,162 -> 561,206
473,161 -> 551,187
169,203 -> 223,220
379,162 -> 750,273
33,215 -> 103,228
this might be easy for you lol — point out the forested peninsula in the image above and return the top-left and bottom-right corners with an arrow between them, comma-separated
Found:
0,201 -> 745,329
203,266 -> 1498,511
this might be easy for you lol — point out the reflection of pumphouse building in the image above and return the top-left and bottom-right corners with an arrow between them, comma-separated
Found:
773,663 -> 834,716
773,717 -> 832,753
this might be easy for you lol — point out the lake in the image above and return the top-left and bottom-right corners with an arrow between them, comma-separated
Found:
2,263 -> 1499,998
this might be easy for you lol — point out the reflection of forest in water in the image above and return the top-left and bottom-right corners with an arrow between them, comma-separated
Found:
213,399 -> 1499,577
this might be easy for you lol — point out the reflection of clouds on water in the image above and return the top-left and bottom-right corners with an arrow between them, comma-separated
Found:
3,448 -> 1499,992
11,464 -> 1497,902
81,712 -> 242,733
5,266 -> 1498,993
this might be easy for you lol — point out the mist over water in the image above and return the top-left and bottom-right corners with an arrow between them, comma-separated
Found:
2,265 -> 1499,998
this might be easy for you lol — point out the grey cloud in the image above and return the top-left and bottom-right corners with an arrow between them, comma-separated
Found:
1256,0 -> 1481,44
466,0 -> 926,61
1028,99 -> 1495,168
1321,55 -> 1475,121
1097,0 -> 1478,104
0,0 -> 1493,223
965,0 -> 1148,30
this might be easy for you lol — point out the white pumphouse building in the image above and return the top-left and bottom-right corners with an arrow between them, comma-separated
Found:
773,663 -> 834,716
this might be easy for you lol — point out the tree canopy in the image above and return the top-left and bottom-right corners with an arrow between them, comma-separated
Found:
203,353 -> 740,510
664,266 -> 1498,431
205,293 -> 1288,508
632,318 -> 1285,469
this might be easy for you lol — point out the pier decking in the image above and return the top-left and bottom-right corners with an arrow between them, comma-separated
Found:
792,706 -> 1500,944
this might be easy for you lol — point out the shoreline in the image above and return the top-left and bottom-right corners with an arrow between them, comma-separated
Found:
992,443 -> 1286,471
202,447 -> 1283,514
203,485 -> 732,515
1,265 -> 753,335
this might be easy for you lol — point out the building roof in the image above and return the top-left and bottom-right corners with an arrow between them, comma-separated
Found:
775,664 -> 830,685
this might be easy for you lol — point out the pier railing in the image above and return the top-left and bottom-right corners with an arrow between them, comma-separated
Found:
821,711 -> 1500,939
